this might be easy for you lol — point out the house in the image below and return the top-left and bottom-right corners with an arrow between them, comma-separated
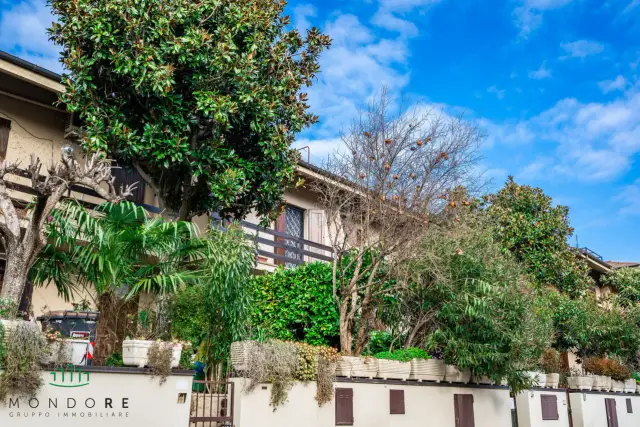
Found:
578,247 -> 639,300
0,50 -> 333,316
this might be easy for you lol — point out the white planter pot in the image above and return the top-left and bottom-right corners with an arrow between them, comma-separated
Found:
336,356 -> 357,378
636,383 -> 640,394
545,373 -> 560,388
409,359 -> 445,382
351,357 -> 378,379
230,341 -> 255,372
46,339 -> 91,366
624,379 -> 636,393
377,359 -> 411,381
567,376 -> 593,391
524,371 -> 546,387
601,376 -> 612,391
471,375 -> 494,385
611,380 -> 624,393
122,340 -> 181,368
444,365 -> 471,384
592,375 -> 606,391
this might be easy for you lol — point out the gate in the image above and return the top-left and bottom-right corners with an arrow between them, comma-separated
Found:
190,380 -> 234,426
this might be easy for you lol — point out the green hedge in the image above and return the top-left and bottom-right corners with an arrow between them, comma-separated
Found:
251,262 -> 339,346
374,348 -> 430,362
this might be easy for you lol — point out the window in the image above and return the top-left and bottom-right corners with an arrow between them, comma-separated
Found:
541,395 -> 559,420
626,398 -> 633,414
275,204 -> 305,267
390,390 -> 405,415
111,162 -> 146,205
0,118 -> 10,159
335,388 -> 353,426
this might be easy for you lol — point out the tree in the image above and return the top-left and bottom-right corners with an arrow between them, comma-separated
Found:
48,0 -> 331,221
32,201 -> 255,364
484,177 -> 593,296
0,151 -> 130,317
395,210 -> 553,389
312,89 -> 483,355
603,267 -> 640,308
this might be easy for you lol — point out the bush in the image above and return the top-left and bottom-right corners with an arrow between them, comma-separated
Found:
0,322 -> 47,400
251,263 -> 339,346
104,352 -> 124,367
539,348 -> 561,374
582,357 -> 606,375
603,359 -> 630,381
148,342 -> 174,385
375,348 -> 430,362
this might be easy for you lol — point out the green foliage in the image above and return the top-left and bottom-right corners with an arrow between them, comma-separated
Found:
49,0 -> 331,221
365,331 -> 394,355
169,285 -> 210,349
0,323 -> 5,368
484,177 -> 593,296
603,267 -> 640,307
374,348 -> 430,362
250,262 -> 339,346
401,212 -> 553,389
104,352 -> 124,367
0,322 -> 47,400
549,291 -> 595,352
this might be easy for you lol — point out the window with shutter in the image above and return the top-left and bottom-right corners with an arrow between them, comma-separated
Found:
111,163 -> 146,204
454,394 -> 475,427
626,398 -> 633,414
390,390 -> 405,415
0,118 -> 10,160
335,388 -> 353,426
541,395 -> 559,420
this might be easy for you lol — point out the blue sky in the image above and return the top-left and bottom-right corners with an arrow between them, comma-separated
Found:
1,0 -> 639,261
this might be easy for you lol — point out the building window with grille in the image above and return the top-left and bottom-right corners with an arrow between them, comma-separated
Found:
275,204 -> 305,267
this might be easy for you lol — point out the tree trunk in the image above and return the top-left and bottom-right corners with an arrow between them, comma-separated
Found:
339,299 -> 354,355
0,248 -> 31,317
93,292 -> 139,365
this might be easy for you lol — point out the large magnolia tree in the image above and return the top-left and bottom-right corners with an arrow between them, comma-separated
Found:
0,152 -> 131,316
48,0 -> 331,221
312,89 -> 483,355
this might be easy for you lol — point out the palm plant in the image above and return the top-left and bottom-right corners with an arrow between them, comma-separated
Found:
31,200 -> 256,366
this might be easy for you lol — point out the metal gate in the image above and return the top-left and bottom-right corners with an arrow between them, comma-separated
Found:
190,380 -> 234,427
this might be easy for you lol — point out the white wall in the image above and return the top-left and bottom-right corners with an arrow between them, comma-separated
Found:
231,378 -> 512,427
569,392 -> 640,427
0,369 -> 192,427
516,389 -> 570,427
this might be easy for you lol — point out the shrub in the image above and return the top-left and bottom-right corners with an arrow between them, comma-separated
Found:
603,358 -> 630,381
0,322 -> 47,400
582,357 -> 605,375
375,348 -> 430,362
251,263 -> 339,346
0,322 -> 5,368
539,348 -> 561,374
148,342 -> 174,385
104,352 -> 124,367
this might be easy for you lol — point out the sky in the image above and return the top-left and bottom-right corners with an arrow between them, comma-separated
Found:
1,0 -> 639,261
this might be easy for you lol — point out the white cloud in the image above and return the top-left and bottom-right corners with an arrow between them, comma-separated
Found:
528,61 -> 552,79
293,4 -> 317,34
0,0 -> 62,73
623,0 -> 640,14
599,75 -> 628,94
487,85 -> 506,99
616,179 -> 640,215
484,87 -> 640,182
371,0 -> 442,37
299,14 -> 411,145
560,40 -> 605,59
513,0 -> 575,38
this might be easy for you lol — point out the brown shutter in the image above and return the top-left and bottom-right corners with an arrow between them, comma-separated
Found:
0,118 -> 10,159
335,388 -> 353,426
605,398 -> 619,427
626,398 -> 633,414
390,390 -> 405,415
541,395 -> 559,420
454,394 -> 475,427
112,163 -> 146,204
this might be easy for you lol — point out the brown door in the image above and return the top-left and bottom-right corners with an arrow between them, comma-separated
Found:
454,394 -> 475,427
335,388 -> 353,426
605,398 -> 619,427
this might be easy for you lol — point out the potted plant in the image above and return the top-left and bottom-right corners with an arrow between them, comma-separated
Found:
351,356 -> 378,379
122,338 -> 182,368
409,350 -> 445,382
583,357 -> 610,391
524,370 -> 546,388
605,359 -> 630,393
374,349 -> 421,381
567,367 -> 593,391
539,349 -> 560,388
444,365 -> 471,384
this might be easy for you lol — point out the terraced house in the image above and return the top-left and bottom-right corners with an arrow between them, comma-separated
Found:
0,50 -> 334,317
